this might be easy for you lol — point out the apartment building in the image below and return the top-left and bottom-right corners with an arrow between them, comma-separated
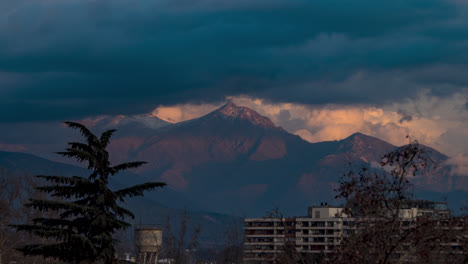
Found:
243,201 -> 451,264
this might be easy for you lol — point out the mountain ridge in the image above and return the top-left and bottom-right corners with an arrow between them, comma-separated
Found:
102,103 -> 464,215
0,103 -> 465,216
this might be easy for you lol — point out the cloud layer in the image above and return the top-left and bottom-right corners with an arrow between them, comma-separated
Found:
151,92 -> 468,158
1,0 -> 468,121
234,92 -> 468,157
152,103 -> 222,123
446,153 -> 468,176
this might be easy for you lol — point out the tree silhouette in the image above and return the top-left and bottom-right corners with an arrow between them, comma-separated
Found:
332,139 -> 467,264
12,122 -> 166,264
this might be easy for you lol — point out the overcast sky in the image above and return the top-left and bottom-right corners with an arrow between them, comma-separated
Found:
2,0 -> 468,119
1,0 -> 468,167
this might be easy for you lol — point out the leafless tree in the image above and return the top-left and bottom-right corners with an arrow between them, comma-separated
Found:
216,213 -> 244,264
0,169 -> 60,264
330,139 -> 468,264
159,210 -> 201,264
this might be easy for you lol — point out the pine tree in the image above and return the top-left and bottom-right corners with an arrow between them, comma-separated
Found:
12,122 -> 166,264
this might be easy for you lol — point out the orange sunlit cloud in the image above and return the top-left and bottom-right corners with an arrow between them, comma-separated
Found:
446,153 -> 468,176
228,93 -> 468,157
151,92 -> 468,157
152,103 -> 223,123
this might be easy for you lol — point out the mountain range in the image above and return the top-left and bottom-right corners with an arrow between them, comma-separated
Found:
1,103 -> 467,219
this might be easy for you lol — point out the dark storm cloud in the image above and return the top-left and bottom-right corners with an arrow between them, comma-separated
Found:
0,0 -> 467,121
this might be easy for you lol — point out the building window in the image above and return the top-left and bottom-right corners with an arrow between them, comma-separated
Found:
315,211 -> 320,218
